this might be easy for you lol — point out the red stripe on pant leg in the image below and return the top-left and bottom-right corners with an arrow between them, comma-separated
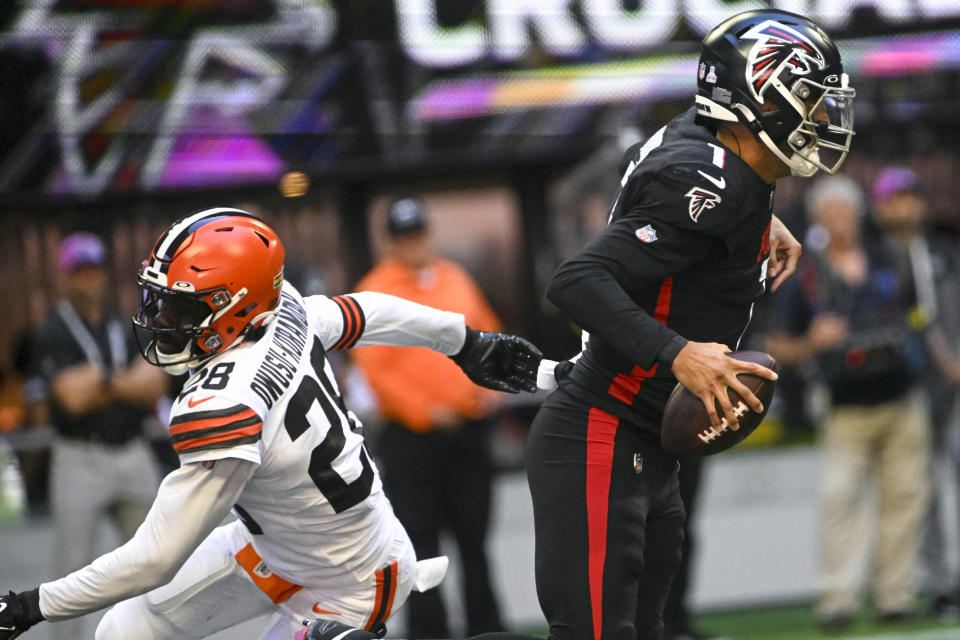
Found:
383,560 -> 399,621
586,407 -> 619,640
364,567 -> 385,630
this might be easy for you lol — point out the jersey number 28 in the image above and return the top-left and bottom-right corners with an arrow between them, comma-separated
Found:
284,337 -> 374,513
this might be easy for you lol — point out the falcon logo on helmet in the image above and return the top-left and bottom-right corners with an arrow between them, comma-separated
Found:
133,208 -> 285,375
693,9 -> 855,179
685,187 -> 721,223
743,20 -> 826,102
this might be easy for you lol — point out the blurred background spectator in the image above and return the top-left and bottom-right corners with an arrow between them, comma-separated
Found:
34,233 -> 169,640
350,197 -> 506,639
870,166 -> 960,617
766,176 -> 931,631
2,327 -> 50,518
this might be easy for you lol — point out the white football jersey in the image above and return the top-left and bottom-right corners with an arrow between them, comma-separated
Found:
167,283 -> 404,588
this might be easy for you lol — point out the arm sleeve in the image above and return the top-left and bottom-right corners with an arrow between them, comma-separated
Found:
307,292 -> 466,355
169,396 -> 263,466
547,258 -> 685,370
38,458 -> 255,620
548,187 -> 722,369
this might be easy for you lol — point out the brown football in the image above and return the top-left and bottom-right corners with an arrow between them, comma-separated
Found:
660,351 -> 778,456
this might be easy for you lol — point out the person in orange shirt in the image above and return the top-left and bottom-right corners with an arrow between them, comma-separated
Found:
351,197 -> 505,639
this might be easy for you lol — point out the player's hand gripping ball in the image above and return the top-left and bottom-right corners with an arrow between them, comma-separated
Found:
660,351 -> 778,456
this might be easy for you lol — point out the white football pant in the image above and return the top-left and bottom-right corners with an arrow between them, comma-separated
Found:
95,520 -> 445,639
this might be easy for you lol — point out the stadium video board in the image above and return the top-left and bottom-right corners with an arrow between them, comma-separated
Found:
1,0 -> 960,198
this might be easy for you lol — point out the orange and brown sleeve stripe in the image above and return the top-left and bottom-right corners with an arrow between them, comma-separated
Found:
169,404 -> 262,454
364,560 -> 399,631
330,295 -> 365,351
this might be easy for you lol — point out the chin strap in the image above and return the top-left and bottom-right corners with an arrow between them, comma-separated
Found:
249,309 -> 279,328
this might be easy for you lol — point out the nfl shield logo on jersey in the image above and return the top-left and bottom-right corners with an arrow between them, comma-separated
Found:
635,225 -> 658,243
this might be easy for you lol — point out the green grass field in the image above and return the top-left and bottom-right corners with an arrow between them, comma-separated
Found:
692,601 -> 960,639
518,601 -> 960,640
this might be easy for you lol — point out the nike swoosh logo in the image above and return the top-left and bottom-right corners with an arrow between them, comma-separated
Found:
698,170 -> 725,190
312,603 -> 339,615
187,395 -> 216,408
0,602 -> 6,613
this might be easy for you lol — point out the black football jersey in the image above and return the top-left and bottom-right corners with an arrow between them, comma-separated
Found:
548,107 -> 775,439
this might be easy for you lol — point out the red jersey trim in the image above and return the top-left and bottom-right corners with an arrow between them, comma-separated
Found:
606,277 -> 674,405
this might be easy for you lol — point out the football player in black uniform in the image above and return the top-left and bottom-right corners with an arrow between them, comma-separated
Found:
484,9 -> 854,640
239,9 -> 855,640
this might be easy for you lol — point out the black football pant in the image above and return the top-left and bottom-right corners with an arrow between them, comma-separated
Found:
525,388 -> 685,640
377,419 -> 504,639
662,454 -> 705,634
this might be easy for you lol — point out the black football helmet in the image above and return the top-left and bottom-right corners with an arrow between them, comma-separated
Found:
694,10 -> 854,177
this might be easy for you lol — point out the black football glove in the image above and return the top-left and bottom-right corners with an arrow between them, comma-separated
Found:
0,589 -> 43,639
451,327 -> 542,394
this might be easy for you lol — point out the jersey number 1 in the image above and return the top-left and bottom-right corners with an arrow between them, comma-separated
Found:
284,337 -> 374,513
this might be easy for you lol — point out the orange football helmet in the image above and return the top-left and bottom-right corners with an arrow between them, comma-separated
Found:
134,208 -> 285,374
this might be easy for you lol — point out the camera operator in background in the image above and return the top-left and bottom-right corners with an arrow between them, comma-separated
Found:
766,176 -> 930,631
869,166 -> 960,617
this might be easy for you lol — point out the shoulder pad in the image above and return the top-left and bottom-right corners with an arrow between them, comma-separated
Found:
643,160 -> 741,231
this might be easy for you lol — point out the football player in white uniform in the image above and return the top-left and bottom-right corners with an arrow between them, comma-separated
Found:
0,209 -> 541,640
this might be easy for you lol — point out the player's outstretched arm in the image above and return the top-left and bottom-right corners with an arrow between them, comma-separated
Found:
2,459 -> 254,635
450,327 -> 541,394
312,291 -> 466,354
310,292 -> 542,392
